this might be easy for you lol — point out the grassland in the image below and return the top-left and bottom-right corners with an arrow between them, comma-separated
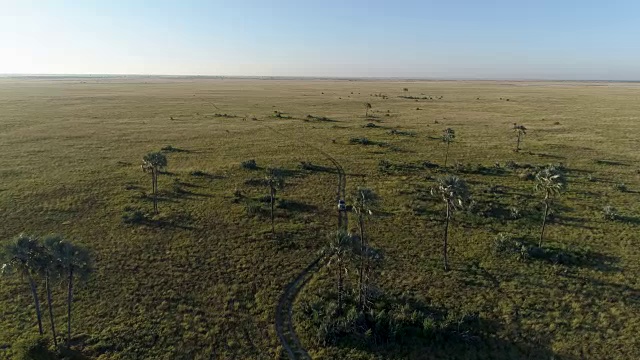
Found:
0,77 -> 639,359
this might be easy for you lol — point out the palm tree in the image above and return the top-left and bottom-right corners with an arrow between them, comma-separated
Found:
403,88 -> 409,97
45,237 -> 92,346
142,152 -> 168,214
513,123 -> 527,152
37,237 -> 62,347
1,234 -> 45,335
364,102 -> 372,118
351,187 -> 376,310
432,175 -> 469,271
534,166 -> 566,247
265,169 -> 285,237
442,128 -> 456,167
326,230 -> 354,312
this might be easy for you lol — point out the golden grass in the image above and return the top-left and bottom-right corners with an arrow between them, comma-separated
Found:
0,78 -> 639,359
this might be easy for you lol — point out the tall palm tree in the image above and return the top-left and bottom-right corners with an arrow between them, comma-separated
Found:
534,166 -> 566,247
442,128 -> 456,167
37,237 -> 62,347
364,102 -> 372,118
1,234 -> 45,335
403,88 -> 409,97
266,169 -> 285,237
326,230 -> 354,312
45,237 -> 92,346
513,123 -> 527,152
142,152 -> 168,214
351,187 -> 376,310
432,175 -> 469,271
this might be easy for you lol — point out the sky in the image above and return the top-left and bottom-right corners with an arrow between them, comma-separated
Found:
1,0 -> 639,80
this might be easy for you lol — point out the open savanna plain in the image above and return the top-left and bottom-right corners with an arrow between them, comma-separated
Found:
0,77 -> 639,359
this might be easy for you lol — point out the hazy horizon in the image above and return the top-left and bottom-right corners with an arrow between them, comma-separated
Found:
2,0 -> 640,80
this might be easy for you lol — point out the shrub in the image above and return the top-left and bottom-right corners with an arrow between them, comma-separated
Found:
160,145 -> 188,152
363,122 -> 379,128
613,183 -> 627,192
241,159 -> 258,170
245,201 -> 263,217
587,173 -> 596,182
190,170 -> 208,177
122,208 -> 147,224
13,336 -> 56,360
603,206 -> 619,221
349,137 -> 372,145
504,161 -> 517,170
517,169 -> 535,181
422,161 -> 438,169
493,233 -> 516,255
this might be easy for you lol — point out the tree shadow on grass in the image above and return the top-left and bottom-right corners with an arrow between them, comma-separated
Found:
594,159 -> 631,167
525,239 -> 620,272
276,199 -> 318,213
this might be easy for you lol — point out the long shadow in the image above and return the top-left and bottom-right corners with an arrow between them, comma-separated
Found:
529,152 -> 567,160
524,239 -> 620,272
558,273 -> 640,308
190,171 -> 225,180
595,159 -> 631,166
277,199 -> 318,213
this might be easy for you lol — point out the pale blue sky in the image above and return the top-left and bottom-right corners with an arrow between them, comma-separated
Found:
1,0 -> 639,79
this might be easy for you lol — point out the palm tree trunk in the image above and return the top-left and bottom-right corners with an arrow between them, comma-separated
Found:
444,142 -> 450,167
516,134 -> 521,152
67,268 -> 74,347
46,273 -> 58,347
443,203 -> 450,271
27,272 -> 44,335
337,262 -> 343,313
358,214 -> 365,310
270,188 -> 275,237
539,202 -> 549,247
154,169 -> 159,214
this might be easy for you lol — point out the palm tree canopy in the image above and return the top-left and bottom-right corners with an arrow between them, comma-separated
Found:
44,236 -> 92,281
1,234 -> 42,276
265,169 -> 285,190
513,124 -> 527,134
326,230 -> 355,261
534,166 -> 567,199
442,128 -> 456,143
431,175 -> 469,210
143,152 -> 168,169
351,187 -> 377,215
364,102 -> 372,109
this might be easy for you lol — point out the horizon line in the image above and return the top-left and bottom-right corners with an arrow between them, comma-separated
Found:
1,73 -> 639,83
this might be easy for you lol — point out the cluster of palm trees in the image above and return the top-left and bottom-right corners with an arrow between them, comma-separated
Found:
431,165 -> 567,271
1,234 -> 91,348
142,152 -> 168,214
431,123 -> 567,269
326,188 -> 379,312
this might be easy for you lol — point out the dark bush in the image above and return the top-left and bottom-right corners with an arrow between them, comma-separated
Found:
613,183 -> 628,192
122,208 -> 147,224
349,137 -> 372,145
241,159 -> 258,170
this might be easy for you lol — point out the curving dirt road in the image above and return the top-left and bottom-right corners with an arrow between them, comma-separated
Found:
265,124 -> 347,359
